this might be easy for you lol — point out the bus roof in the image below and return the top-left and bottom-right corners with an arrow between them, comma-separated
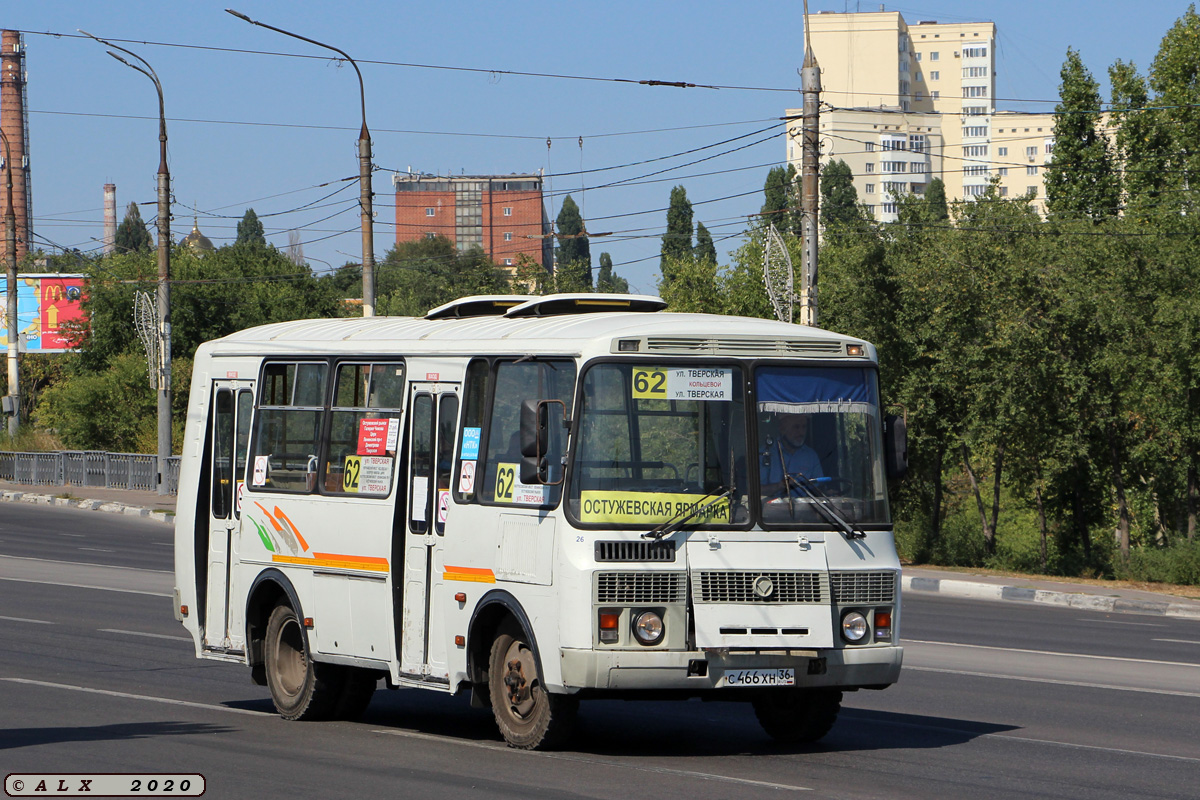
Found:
201,296 -> 871,361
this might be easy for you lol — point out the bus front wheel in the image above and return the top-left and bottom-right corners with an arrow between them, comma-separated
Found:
487,626 -> 577,750
752,688 -> 842,744
264,602 -> 340,721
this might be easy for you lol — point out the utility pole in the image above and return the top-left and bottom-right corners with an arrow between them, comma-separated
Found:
1,128 -> 17,438
799,1 -> 821,327
226,9 -> 375,317
82,31 -> 173,495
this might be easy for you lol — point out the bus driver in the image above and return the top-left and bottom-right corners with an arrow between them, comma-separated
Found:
761,412 -> 823,497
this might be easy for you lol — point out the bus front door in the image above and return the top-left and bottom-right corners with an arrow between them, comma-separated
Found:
399,385 -> 459,682
203,380 -> 254,652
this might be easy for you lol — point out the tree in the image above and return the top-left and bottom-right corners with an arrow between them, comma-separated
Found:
694,221 -> 717,266
554,195 -> 591,288
819,160 -> 861,228
595,252 -> 629,294
761,165 -> 800,236
1043,49 -> 1120,222
660,186 -> 694,283
236,208 -> 267,246
924,178 -> 949,222
114,202 -> 152,254
373,236 -> 510,316
1147,5 -> 1200,212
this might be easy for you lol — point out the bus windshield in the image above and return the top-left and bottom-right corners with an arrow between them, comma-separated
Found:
568,362 -> 750,528
755,365 -> 890,527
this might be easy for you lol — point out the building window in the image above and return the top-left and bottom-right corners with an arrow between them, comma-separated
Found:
1027,165 -> 1039,175
1026,146 -> 1039,158
931,52 -> 940,61
963,145 -> 988,158
882,202 -> 899,215
963,126 -> 987,138
964,106 -> 988,116
1000,187 -> 1009,197
899,80 -> 910,95
910,162 -> 928,174
931,91 -> 940,99
883,181 -> 907,196
963,185 -> 987,197
882,138 -> 906,151
963,66 -> 988,78
425,207 -> 436,217
865,142 -> 876,152
425,232 -> 436,240
909,134 -> 927,153
915,52 -> 923,62
964,165 -> 990,176
911,183 -> 926,194
998,147 -> 1008,156
1045,141 -> 1055,154
503,207 -> 513,216
865,184 -> 875,194
900,59 -> 910,73
930,71 -> 940,81
865,163 -> 875,173
881,161 -> 906,174
504,232 -> 513,241
962,86 -> 989,98
998,167 -> 1008,176
1026,187 -> 1038,198
963,47 -> 988,58
504,258 -> 513,265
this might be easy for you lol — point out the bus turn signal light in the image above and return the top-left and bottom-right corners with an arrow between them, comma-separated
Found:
874,610 -> 892,640
599,610 -> 620,643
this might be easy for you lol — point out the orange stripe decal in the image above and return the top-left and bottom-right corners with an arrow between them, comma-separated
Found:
254,501 -> 283,532
443,566 -> 496,583
272,553 -> 389,573
274,507 -> 310,552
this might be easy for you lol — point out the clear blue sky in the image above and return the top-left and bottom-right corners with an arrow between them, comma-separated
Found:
4,1 -> 1188,296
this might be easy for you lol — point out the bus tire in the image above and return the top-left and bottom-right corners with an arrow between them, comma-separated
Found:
332,668 -> 378,721
264,602 -> 340,721
752,688 -> 842,744
487,626 -> 577,750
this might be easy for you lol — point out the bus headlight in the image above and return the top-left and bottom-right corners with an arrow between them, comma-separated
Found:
632,611 -> 664,645
841,611 -> 868,643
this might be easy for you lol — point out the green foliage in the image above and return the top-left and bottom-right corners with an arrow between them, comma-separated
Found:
554,195 -> 591,287
819,160 -> 861,228
761,165 -> 800,236
1114,539 -> 1200,585
375,236 -> 511,316
114,202 -> 152,254
694,221 -> 717,266
1044,49 -> 1120,221
660,186 -> 694,284
236,208 -> 267,246
596,252 -> 630,294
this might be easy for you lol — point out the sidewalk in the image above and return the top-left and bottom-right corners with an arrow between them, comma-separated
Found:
2,480 -> 1199,621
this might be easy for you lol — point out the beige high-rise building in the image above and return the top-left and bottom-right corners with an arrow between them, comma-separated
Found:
786,10 -> 1054,221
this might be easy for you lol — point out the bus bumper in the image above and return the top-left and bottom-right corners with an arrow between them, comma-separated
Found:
558,645 -> 903,691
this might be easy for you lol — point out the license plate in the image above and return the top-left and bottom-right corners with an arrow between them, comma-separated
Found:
720,668 -> 795,687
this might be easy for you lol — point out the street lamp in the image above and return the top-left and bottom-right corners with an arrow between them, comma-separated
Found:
226,9 -> 376,317
80,30 -> 174,495
1,127 -> 18,439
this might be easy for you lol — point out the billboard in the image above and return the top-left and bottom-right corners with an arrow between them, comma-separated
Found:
0,274 -> 87,353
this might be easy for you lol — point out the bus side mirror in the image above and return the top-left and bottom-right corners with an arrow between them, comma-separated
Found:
520,399 -> 566,485
884,414 -> 908,480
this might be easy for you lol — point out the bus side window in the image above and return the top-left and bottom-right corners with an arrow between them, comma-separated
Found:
325,361 -> 404,496
453,359 -> 490,503
248,362 -> 327,493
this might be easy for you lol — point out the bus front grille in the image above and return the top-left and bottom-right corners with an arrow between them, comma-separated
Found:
595,571 -> 687,604
695,571 -> 827,603
594,540 -> 677,562
830,571 -> 897,604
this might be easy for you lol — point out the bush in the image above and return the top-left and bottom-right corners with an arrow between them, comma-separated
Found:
1113,539 -> 1200,586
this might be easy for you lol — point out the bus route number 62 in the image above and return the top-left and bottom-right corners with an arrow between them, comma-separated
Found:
632,368 -> 667,399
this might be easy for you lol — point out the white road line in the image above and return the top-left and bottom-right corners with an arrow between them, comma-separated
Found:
371,728 -> 810,791
59,533 -> 85,538
0,678 -> 269,717
78,547 -> 115,553
1154,638 -> 1200,646
99,628 -> 192,642
906,665 -> 1200,699
0,576 -> 170,597
0,615 -> 55,625
843,710 -> 1200,764
1078,619 -> 1166,627
904,638 -> 1200,669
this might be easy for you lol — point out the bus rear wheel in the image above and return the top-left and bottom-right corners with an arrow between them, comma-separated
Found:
487,627 -> 577,750
752,688 -> 842,744
264,602 -> 340,721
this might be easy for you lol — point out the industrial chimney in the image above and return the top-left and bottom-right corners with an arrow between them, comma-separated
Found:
1,30 -> 30,261
103,184 -> 116,253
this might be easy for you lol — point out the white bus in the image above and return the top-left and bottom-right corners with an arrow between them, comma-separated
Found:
174,294 -> 907,749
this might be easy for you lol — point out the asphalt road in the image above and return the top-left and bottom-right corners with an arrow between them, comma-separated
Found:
1,503 -> 1198,799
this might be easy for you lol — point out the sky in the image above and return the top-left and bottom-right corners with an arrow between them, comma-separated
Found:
3,1 -> 1189,296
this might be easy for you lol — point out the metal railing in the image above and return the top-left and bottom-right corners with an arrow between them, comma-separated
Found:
0,451 -> 181,495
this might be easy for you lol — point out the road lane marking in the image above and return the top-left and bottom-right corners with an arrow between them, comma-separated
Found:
59,534 -> 85,538
0,616 -> 55,625
100,628 -> 192,642
1154,638 -> 1200,646
0,576 -> 170,597
1078,619 -> 1166,627
371,728 -> 810,791
78,547 -> 115,553
842,710 -> 1200,764
906,665 -> 1200,699
0,678 -> 269,717
904,638 -> 1200,669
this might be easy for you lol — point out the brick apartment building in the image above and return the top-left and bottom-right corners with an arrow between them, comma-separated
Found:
392,173 -> 552,273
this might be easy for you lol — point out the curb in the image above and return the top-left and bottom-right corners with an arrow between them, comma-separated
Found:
0,489 -> 174,525
902,574 -> 1200,621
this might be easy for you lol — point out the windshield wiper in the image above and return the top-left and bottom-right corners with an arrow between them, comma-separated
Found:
642,485 -> 736,540
778,469 -> 866,540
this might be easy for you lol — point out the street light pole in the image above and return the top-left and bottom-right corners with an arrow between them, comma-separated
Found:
81,31 -> 173,495
1,128 -> 18,439
226,9 -> 375,317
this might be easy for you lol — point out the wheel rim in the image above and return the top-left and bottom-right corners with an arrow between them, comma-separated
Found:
273,616 -> 307,698
500,639 -> 539,720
